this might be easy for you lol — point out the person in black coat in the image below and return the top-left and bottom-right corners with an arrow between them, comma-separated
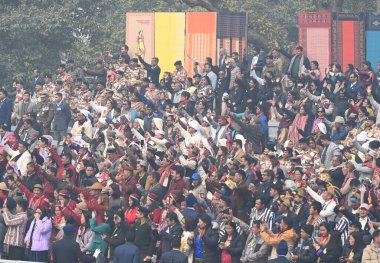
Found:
104,210 -> 130,260
215,66 -> 231,115
0,89 -> 13,130
52,92 -> 71,143
159,212 -> 183,255
194,214 -> 219,263
315,222 -> 342,263
114,230 -> 140,263
52,224 -> 95,263
160,235 -> 187,263
218,221 -> 245,263
341,231 -> 365,263
291,224 -> 317,263
137,55 -> 161,85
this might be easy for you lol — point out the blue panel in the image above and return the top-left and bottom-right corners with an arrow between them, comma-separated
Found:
366,31 -> 380,68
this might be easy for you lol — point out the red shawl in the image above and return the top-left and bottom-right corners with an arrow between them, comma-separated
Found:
288,113 -> 308,147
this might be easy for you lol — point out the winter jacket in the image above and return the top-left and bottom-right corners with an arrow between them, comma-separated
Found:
89,218 -> 110,253
362,243 -> 380,263
260,228 -> 298,259
292,237 -> 317,263
24,216 -> 52,251
218,232 -> 246,263
194,226 -> 219,263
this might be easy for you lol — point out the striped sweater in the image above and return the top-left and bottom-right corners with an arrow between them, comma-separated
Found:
2,208 -> 28,247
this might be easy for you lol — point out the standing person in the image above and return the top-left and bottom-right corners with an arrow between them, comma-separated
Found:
341,231 -> 365,263
134,206 -> 155,263
2,198 -> 28,260
137,53 -> 161,85
218,221 -> 245,263
32,91 -> 54,135
0,89 -> 12,130
106,210 -> 130,261
160,235 -> 188,263
159,212 -> 183,255
291,224 -> 317,263
194,214 -> 219,263
215,67 -> 231,116
52,92 -> 72,144
319,134 -> 341,169
305,186 -> 336,223
52,224 -> 95,263
24,206 -> 52,262
287,46 -> 311,79
362,229 -> 380,262
237,219 -> 269,263
314,222 -> 342,263
114,230 -> 140,263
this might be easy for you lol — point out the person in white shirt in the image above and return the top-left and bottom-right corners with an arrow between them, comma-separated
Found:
305,185 -> 336,222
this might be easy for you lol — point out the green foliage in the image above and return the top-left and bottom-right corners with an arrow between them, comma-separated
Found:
0,0 -> 376,86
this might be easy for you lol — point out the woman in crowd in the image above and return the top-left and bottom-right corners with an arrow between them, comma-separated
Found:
76,211 -> 94,253
314,222 -> 342,263
341,231 -> 365,263
218,221 -> 245,263
24,206 -> 52,262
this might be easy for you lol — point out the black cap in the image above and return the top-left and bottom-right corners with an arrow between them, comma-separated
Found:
131,58 -> 138,63
320,134 -> 331,141
55,80 -> 63,85
301,224 -> 314,236
174,60 -> 182,66
141,77 -> 150,83
298,138 -> 308,144
45,73 -> 52,79
58,63 -> 65,68
67,59 -> 74,64
116,70 -> 124,75
138,206 -> 149,215
193,74 -> 202,78
96,59 -> 103,64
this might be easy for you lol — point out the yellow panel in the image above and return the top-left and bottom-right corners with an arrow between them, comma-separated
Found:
155,13 -> 186,79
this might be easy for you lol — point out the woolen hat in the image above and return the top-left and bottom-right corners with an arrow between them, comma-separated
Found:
185,193 -> 198,208
63,224 -> 76,236
301,224 -> 314,236
276,240 -> 288,256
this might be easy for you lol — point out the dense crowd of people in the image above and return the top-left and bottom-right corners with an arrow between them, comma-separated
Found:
0,40 -> 379,263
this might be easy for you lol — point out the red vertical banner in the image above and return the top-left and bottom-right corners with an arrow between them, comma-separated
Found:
185,12 -> 217,77
298,12 -> 331,76
342,21 -> 355,68
331,13 -> 365,69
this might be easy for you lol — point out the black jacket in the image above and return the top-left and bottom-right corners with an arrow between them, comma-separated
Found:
53,101 -> 72,131
107,222 -> 130,259
138,56 -> 161,85
194,227 -> 219,263
159,222 -> 183,253
292,237 -> 317,263
218,232 -> 246,263
317,233 -> 342,263
215,68 -> 231,115
52,235 -> 95,263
